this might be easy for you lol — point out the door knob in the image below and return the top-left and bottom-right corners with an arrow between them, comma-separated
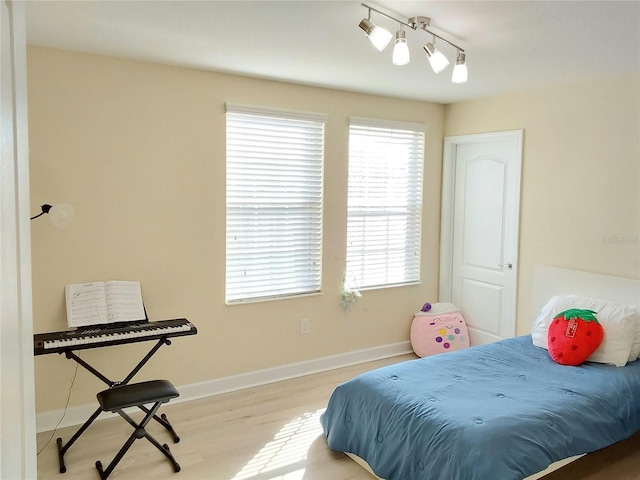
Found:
498,262 -> 513,269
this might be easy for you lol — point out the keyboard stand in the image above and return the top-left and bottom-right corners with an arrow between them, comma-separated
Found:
55,337 -> 180,474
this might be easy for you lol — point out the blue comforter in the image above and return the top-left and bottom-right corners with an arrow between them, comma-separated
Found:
321,335 -> 640,480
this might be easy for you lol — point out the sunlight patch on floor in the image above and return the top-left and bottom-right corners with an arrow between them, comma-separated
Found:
231,408 -> 325,480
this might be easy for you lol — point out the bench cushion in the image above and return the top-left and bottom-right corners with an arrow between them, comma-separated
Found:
97,379 -> 179,412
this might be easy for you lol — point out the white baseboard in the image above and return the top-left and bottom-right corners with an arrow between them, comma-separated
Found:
36,341 -> 412,433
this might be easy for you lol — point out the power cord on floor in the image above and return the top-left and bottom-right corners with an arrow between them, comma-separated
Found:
37,357 -> 79,455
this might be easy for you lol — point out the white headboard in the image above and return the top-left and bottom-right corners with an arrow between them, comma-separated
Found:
532,265 -> 640,320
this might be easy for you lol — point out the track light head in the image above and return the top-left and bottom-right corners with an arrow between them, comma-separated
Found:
358,17 -> 374,34
452,51 -> 468,84
423,42 -> 450,74
392,29 -> 410,66
359,17 -> 393,51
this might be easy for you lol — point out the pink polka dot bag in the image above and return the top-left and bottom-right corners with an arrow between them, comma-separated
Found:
410,303 -> 470,357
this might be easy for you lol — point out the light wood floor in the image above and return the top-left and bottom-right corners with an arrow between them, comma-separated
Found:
37,354 -> 640,480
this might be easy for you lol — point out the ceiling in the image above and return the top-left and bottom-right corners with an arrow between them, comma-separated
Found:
25,1 -> 640,104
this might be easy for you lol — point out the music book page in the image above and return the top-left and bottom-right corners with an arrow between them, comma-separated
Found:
65,281 -> 146,328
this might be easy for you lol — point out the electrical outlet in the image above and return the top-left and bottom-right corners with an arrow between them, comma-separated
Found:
300,318 -> 310,334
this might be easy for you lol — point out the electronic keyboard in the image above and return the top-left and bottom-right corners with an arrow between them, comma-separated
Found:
34,318 -> 197,355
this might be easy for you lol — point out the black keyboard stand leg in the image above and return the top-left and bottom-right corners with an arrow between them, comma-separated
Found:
56,406 -> 103,473
56,438 -> 65,474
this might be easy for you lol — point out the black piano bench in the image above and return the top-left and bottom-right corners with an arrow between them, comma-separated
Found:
95,379 -> 181,479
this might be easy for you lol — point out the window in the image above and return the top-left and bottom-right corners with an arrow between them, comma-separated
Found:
345,117 -> 425,290
225,104 -> 326,303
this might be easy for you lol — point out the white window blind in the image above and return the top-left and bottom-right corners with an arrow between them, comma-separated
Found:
225,104 -> 326,303
345,118 -> 425,290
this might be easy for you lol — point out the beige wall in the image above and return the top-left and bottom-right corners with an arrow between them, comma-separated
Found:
28,47 -> 445,412
445,73 -> 640,334
28,46 -> 640,415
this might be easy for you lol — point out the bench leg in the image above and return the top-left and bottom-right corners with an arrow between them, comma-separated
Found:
143,435 -> 181,473
96,431 -> 138,480
137,404 -> 180,442
95,401 -> 180,479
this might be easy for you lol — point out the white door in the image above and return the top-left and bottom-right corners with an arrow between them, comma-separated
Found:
440,131 -> 523,345
0,1 -> 37,478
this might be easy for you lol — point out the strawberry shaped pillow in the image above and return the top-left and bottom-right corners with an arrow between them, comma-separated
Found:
547,309 -> 604,366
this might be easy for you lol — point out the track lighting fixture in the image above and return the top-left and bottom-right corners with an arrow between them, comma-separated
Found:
358,2 -> 468,83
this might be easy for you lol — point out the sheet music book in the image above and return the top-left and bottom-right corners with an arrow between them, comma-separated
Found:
65,281 -> 146,328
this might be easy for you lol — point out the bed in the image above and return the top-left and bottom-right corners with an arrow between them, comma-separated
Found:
320,266 -> 640,480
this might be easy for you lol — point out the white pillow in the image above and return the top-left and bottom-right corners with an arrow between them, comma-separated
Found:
531,295 -> 639,367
